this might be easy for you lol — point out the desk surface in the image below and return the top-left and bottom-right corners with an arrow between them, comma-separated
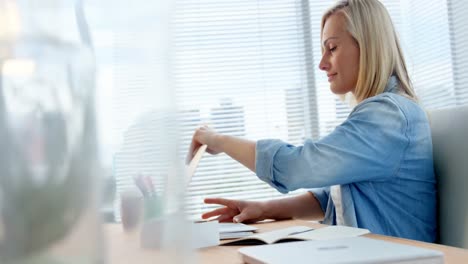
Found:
104,220 -> 468,263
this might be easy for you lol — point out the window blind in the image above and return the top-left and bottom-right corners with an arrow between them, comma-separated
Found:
309,0 -> 468,127
398,0 -> 456,109
172,0 -> 316,216
86,1 -> 178,221
85,0 -> 468,221
388,0 -> 468,109
447,0 -> 468,106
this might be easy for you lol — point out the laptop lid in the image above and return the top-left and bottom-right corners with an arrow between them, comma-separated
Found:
238,237 -> 443,264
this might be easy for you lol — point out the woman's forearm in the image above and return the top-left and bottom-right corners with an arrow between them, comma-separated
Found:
263,192 -> 325,221
216,134 -> 257,172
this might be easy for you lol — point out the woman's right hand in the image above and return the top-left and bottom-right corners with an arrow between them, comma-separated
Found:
201,198 -> 269,223
186,125 -> 223,164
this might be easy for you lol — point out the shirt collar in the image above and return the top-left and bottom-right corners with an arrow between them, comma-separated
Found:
384,75 -> 400,94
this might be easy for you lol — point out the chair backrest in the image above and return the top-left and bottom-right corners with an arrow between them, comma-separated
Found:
428,106 -> 468,248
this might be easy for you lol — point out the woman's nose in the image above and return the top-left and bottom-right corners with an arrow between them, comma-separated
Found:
319,56 -> 329,71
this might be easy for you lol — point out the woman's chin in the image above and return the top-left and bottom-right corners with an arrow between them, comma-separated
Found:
330,85 -> 345,95
330,84 -> 353,95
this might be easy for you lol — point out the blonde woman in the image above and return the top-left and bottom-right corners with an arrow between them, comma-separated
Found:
188,0 -> 436,242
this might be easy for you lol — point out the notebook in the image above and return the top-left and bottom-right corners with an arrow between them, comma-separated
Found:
219,222 -> 258,233
219,222 -> 258,240
222,225 -> 369,246
238,236 -> 444,264
220,231 -> 255,240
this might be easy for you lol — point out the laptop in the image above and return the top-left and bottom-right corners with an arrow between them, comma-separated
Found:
238,237 -> 444,264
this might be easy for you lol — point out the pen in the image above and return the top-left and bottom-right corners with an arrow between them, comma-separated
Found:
145,175 -> 156,197
288,228 -> 314,236
194,218 -> 219,223
133,174 -> 148,197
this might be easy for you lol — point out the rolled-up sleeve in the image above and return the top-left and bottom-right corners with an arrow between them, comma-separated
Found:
255,139 -> 292,193
309,188 -> 330,213
255,95 -> 409,193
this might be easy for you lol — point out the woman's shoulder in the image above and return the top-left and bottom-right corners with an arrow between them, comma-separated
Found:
351,92 -> 426,123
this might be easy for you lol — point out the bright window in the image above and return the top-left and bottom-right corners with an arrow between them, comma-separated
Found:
85,0 -> 468,220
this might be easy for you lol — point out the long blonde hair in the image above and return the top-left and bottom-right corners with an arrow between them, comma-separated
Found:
321,0 -> 416,102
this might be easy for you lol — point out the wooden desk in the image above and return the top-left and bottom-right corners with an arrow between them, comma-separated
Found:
104,220 -> 468,263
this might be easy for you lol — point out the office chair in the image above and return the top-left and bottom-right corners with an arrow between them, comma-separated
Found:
428,106 -> 468,249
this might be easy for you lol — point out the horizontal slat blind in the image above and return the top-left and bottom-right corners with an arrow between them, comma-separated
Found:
309,0 -> 468,130
86,1 -> 178,221
398,0 -> 456,109
447,0 -> 468,106
85,0 -> 468,221
173,0 -> 314,217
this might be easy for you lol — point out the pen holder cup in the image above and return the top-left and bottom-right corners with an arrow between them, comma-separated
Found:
143,196 -> 163,220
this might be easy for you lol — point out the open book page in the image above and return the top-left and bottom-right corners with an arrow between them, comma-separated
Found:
222,225 -> 370,246
219,223 -> 259,240
219,223 -> 258,233
220,231 -> 254,240
277,225 -> 370,243
222,226 -> 312,245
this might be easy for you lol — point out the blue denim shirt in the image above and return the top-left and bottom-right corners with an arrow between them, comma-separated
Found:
255,76 -> 437,242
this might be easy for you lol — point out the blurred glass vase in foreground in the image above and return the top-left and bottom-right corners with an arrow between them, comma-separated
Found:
0,0 -> 101,263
